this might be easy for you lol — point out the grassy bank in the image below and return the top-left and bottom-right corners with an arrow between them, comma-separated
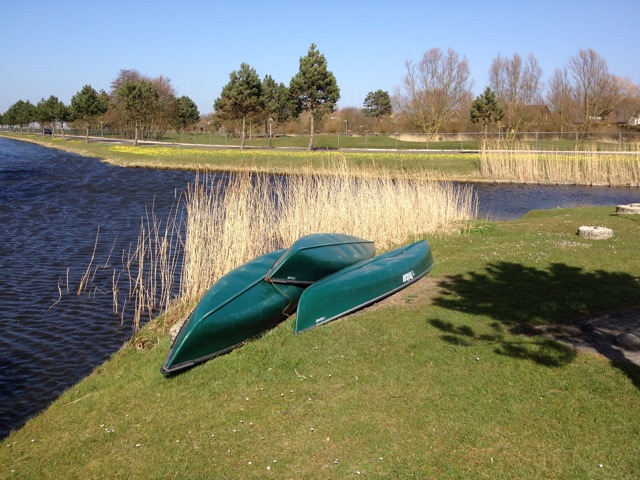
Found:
5,133 -> 640,186
0,134 -> 481,179
3,206 -> 640,478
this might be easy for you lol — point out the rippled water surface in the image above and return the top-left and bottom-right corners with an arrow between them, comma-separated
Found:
0,138 -> 195,439
2,137 -> 640,439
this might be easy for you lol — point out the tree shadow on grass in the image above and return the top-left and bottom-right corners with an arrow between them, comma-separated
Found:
429,262 -> 640,384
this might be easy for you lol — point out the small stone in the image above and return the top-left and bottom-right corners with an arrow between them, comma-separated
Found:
617,332 -> 640,351
577,226 -> 613,240
616,203 -> 640,214
169,320 -> 185,341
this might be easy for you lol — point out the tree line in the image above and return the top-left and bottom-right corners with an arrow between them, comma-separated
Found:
2,45 -> 639,148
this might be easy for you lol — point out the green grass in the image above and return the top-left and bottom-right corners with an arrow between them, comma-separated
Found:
3,206 -> 640,478
3,134 -> 481,179
58,129 -> 638,152
57,130 -> 480,151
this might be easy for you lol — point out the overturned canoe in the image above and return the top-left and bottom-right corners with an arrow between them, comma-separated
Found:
265,233 -> 375,286
161,233 -> 375,375
294,240 -> 434,333
161,249 -> 304,375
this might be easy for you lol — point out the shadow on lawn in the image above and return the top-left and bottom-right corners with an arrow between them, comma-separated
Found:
429,261 -> 640,380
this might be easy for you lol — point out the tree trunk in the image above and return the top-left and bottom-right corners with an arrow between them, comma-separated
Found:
85,123 -> 89,143
308,113 -> 314,150
241,116 -> 246,149
134,121 -> 139,146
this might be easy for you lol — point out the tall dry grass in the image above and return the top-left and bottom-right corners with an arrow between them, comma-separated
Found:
118,159 -> 477,331
479,141 -> 640,185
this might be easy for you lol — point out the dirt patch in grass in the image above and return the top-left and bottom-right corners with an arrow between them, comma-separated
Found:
353,276 -> 442,314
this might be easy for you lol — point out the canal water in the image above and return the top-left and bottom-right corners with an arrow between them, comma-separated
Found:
2,137 -> 640,439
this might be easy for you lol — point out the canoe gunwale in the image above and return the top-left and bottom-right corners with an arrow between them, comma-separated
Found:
161,343 -> 237,375
267,278 -> 315,286
265,235 -> 375,284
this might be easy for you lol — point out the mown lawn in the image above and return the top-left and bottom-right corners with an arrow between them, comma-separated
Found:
0,134 -> 482,179
2,206 -> 639,479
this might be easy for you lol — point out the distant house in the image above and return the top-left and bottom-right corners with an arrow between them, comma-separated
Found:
609,106 -> 640,127
524,104 -> 551,124
627,112 -> 640,126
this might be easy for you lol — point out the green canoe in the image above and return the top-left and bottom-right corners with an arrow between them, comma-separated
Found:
265,233 -> 375,286
161,234 -> 376,375
161,249 -> 304,375
294,240 -> 434,333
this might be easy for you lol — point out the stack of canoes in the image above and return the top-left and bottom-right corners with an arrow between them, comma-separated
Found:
161,234 -> 433,375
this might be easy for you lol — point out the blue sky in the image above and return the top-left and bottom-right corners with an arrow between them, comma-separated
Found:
1,0 -> 638,115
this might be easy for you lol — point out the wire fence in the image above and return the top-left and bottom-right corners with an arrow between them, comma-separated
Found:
6,127 -> 640,152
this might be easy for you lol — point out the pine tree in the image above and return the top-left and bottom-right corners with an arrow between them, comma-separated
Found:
290,44 -> 340,150
214,63 -> 263,149
470,87 -> 504,135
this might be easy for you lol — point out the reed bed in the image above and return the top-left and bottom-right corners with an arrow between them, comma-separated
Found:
479,142 -> 640,185
117,159 -> 477,331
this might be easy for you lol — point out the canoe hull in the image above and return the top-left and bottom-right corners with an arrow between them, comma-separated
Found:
266,233 -> 375,286
161,249 -> 304,375
294,240 -> 434,333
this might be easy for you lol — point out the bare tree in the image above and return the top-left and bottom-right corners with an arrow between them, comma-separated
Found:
150,75 -> 177,139
395,48 -> 472,136
567,49 -> 621,135
489,53 -> 543,133
547,67 -> 574,131
615,77 -> 640,125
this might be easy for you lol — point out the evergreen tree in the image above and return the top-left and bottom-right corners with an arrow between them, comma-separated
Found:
363,89 -> 392,130
35,96 -> 57,133
470,87 -> 504,135
172,95 -> 201,132
289,44 -> 340,150
262,75 -> 297,129
5,100 -> 35,134
116,80 -> 163,145
214,63 -> 263,149
70,85 -> 109,143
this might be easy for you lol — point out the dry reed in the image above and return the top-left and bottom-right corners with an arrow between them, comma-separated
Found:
115,159 -> 477,331
479,141 -> 640,185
